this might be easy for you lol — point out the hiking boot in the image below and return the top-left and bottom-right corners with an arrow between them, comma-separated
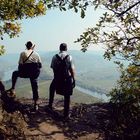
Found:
63,111 -> 72,121
63,114 -> 71,122
33,104 -> 39,111
48,104 -> 53,110
7,89 -> 16,98
45,105 -> 54,113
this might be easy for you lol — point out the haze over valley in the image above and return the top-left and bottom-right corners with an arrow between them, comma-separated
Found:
0,50 -> 120,101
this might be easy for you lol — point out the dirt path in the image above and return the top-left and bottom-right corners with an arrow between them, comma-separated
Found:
1,98 -> 113,140
19,99 -> 106,140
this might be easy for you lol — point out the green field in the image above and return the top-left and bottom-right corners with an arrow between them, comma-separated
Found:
5,79 -> 101,104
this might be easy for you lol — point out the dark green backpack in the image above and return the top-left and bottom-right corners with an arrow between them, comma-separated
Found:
54,54 -> 73,95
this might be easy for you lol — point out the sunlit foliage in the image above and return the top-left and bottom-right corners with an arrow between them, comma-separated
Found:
0,0 -> 47,55
73,0 -> 140,138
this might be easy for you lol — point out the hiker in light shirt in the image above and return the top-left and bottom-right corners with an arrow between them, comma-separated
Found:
9,41 -> 42,111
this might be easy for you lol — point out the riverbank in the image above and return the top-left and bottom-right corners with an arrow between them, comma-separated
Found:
76,86 -> 110,102
2,75 -> 109,102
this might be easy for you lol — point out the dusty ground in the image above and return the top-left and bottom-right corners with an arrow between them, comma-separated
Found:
0,98 -> 113,140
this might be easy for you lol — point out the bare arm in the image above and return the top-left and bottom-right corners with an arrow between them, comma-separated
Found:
70,67 -> 75,80
69,66 -> 76,88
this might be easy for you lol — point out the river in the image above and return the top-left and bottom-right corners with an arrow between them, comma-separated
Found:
76,86 -> 109,102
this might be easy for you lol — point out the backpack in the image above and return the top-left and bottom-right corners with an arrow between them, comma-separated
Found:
54,54 -> 73,95
18,63 -> 40,78
18,51 -> 41,78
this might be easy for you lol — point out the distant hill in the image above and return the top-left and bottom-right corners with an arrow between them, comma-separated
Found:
0,50 -> 120,94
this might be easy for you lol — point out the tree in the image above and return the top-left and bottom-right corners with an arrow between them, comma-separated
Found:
73,0 -> 140,138
74,1 -> 140,94
0,0 -> 88,55
0,0 -> 47,55
0,0 -> 91,55
75,1 -> 140,63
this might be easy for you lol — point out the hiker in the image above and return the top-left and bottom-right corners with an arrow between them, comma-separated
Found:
48,43 -> 75,118
9,41 -> 42,111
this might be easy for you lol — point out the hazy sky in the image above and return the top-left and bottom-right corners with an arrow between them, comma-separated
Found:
2,7 -> 104,54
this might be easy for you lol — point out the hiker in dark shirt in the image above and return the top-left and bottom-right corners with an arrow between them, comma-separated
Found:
48,43 -> 75,118
9,41 -> 42,111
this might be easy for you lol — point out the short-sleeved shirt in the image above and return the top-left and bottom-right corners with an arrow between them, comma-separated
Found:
51,51 -> 75,71
18,50 -> 41,64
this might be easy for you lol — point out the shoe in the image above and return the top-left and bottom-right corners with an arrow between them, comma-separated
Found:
48,104 -> 53,110
45,104 -> 52,111
63,114 -> 70,120
33,104 -> 39,111
7,89 -> 16,98
63,115 -> 70,122
63,111 -> 72,121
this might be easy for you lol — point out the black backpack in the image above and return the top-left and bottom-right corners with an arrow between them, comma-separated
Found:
18,51 -> 41,78
54,54 -> 73,95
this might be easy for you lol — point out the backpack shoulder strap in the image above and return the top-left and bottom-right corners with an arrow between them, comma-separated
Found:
23,51 -> 34,63
63,55 -> 69,61
55,54 -> 62,62
55,54 -> 69,62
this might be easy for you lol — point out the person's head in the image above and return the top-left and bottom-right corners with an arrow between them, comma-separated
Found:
25,41 -> 33,50
59,43 -> 67,51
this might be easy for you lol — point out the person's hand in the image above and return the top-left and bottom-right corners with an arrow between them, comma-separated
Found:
72,78 -> 75,88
